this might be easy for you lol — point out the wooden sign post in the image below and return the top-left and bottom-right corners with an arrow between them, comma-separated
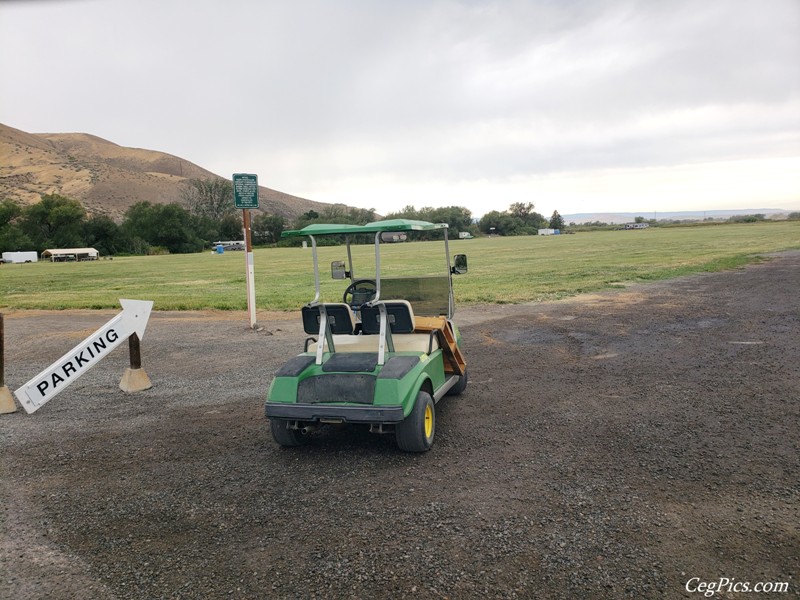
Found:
233,173 -> 259,329
0,314 -> 16,414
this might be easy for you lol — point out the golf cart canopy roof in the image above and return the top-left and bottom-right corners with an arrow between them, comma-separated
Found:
282,219 -> 449,238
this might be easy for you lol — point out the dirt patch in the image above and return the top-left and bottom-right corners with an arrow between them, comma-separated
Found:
1,252 -> 798,599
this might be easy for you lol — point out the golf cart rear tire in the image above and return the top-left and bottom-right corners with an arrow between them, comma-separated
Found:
446,369 -> 468,396
270,419 -> 309,447
396,390 -> 435,452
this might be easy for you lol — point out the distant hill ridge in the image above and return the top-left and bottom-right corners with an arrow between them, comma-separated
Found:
562,209 -> 794,224
0,122 -> 335,221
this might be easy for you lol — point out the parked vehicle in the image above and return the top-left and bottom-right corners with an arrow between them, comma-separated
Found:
265,219 -> 468,452
2,251 -> 38,263
211,240 -> 245,251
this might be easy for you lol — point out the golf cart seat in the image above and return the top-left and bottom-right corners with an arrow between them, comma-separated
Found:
302,303 -> 356,335
360,300 -> 439,354
313,300 -> 439,355
360,299 -> 416,334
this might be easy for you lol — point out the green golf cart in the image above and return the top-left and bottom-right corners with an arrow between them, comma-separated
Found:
265,219 -> 468,452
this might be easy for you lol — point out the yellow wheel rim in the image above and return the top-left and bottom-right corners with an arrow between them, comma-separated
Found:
424,404 -> 433,439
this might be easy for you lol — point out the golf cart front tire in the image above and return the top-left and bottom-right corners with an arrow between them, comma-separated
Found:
270,418 -> 309,447
396,390 -> 435,452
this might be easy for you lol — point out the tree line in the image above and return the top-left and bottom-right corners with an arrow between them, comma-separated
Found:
0,194 -> 240,256
1,178 -> 569,256
382,204 -> 564,237
0,179 -> 378,255
477,202 -> 564,235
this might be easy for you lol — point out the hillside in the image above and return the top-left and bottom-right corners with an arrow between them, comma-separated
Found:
0,123 -> 335,221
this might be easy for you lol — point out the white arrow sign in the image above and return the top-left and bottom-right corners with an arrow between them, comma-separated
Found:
15,299 -> 153,414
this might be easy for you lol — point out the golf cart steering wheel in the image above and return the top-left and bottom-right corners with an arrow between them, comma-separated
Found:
343,279 -> 377,309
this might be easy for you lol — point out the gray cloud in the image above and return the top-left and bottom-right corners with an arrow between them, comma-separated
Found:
1,0 -> 798,214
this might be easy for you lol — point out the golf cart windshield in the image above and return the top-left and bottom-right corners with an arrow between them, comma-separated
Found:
282,219 -> 462,318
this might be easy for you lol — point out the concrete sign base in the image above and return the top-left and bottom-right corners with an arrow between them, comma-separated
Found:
0,386 -> 17,414
119,368 -> 152,393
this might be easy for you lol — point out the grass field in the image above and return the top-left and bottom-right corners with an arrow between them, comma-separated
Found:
1,222 -> 798,311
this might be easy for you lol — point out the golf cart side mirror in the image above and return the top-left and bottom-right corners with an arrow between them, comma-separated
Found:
452,254 -> 468,275
331,261 -> 347,280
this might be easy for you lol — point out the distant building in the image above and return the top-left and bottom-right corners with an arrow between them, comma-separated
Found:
625,223 -> 649,230
41,248 -> 100,262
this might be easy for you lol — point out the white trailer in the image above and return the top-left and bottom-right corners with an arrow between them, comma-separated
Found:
2,251 -> 38,263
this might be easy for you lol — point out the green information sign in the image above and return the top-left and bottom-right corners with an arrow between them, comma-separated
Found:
233,173 -> 259,209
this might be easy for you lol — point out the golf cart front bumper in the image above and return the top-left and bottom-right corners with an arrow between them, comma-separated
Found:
265,402 -> 405,424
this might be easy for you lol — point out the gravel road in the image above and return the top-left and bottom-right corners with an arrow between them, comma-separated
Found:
1,251 -> 798,599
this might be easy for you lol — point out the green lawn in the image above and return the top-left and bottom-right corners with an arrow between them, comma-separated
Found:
1,222 -> 798,311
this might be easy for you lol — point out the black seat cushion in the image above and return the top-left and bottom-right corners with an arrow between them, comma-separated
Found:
360,302 -> 415,335
302,304 -> 355,335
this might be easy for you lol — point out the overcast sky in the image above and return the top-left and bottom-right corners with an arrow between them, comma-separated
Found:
2,0 -> 799,218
